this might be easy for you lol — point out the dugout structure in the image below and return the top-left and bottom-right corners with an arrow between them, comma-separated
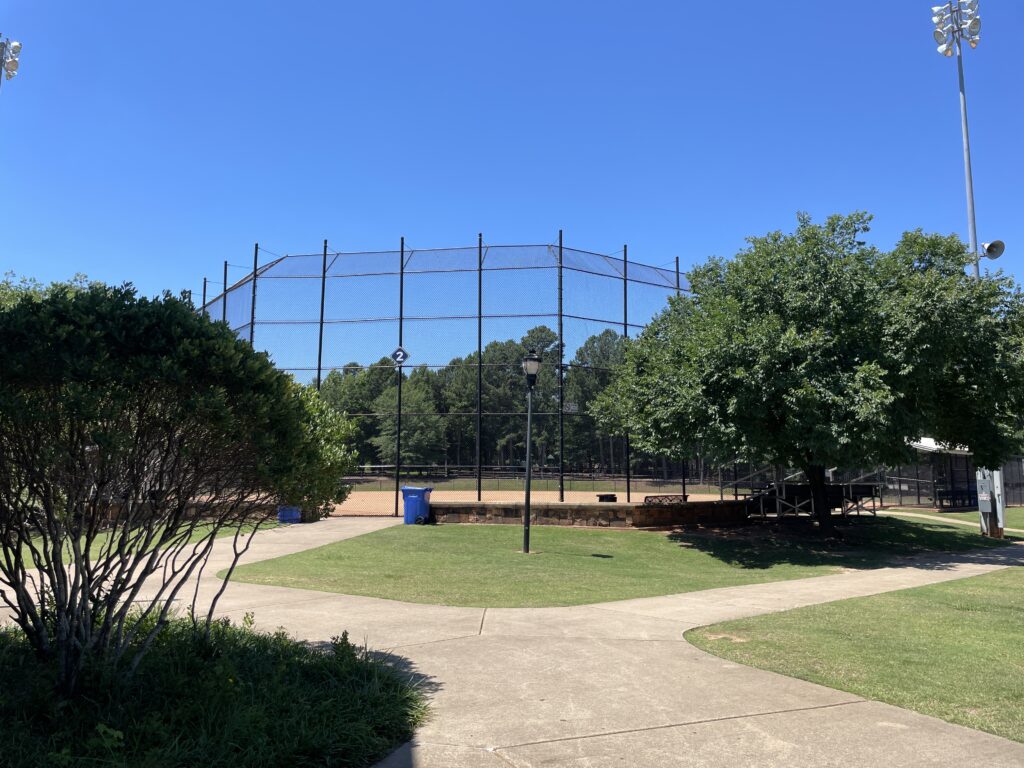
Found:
201,235 -> 693,510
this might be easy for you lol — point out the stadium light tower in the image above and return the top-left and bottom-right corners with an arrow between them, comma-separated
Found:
521,350 -> 541,555
931,1 -> 993,277
0,34 -> 22,93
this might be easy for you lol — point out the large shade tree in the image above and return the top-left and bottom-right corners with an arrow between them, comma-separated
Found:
596,213 -> 1024,529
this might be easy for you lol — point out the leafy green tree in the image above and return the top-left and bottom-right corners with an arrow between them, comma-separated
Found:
0,272 -> 95,309
0,284 -> 354,695
320,358 -> 396,463
564,329 -> 625,470
597,213 -> 1024,530
370,375 -> 446,465
432,355 -> 478,466
282,387 -> 359,520
480,326 -> 559,467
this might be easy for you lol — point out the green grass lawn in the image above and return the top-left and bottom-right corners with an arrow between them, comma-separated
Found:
224,516 -> 1014,608
687,567 -> 1024,743
888,506 -> 1024,530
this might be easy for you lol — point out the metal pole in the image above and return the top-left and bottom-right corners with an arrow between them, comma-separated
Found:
222,260 -> 228,324
622,244 -> 631,503
201,277 -> 207,308
558,229 -> 565,502
477,233 -> 483,502
524,385 -> 533,554
395,237 -> 405,517
249,242 -> 258,346
955,38 -> 980,278
675,256 -> 681,297
316,239 -> 328,390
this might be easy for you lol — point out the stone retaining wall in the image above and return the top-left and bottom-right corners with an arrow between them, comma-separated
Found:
431,500 -> 749,528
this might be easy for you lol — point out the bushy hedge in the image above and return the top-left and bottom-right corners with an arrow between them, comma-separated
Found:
0,617 -> 426,768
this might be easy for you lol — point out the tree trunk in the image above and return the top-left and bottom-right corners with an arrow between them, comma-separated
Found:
805,464 -> 834,532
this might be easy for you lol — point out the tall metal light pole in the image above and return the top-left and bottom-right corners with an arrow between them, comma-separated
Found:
0,34 -> 23,94
521,350 -> 541,554
932,2 -> 1007,536
931,1 -> 983,275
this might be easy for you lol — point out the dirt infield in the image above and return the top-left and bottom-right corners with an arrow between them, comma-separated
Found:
334,489 -> 724,517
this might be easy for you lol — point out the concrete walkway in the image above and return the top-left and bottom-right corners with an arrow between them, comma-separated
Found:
880,508 -> 1024,535
7,517 -> 1023,766
189,518 -> 1024,768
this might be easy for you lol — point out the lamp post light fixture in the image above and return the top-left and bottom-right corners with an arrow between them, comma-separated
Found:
0,34 -> 22,91
521,350 -> 542,554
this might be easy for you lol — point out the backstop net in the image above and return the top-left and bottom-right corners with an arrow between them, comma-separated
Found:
201,239 -> 687,512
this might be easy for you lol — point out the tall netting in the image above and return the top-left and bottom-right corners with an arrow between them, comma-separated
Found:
201,240 -> 1014,515
201,240 -> 688,512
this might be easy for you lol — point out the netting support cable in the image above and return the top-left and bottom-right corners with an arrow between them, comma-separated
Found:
249,242 -> 258,346
558,228 -> 565,502
221,261 -> 228,324
623,243 -> 631,503
476,232 -> 483,502
394,236 -> 405,517
316,239 -> 328,390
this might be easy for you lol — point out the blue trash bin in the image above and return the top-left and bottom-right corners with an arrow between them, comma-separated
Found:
401,487 -> 433,525
277,505 -> 302,524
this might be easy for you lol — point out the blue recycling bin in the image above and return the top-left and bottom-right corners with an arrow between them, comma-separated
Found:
401,486 -> 433,525
277,505 -> 302,524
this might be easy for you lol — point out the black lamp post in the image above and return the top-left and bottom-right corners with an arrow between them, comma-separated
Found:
521,350 -> 541,554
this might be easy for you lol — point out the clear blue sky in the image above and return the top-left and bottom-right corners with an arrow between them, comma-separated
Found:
3,1 -> 1022,300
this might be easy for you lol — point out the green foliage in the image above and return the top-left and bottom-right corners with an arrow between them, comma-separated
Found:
320,325 -> 571,470
0,283 -> 358,693
0,617 -> 427,767
371,373 -> 446,465
0,271 -> 95,310
598,214 -> 1024,513
320,359 -> 397,462
564,329 -> 625,467
281,386 -> 358,521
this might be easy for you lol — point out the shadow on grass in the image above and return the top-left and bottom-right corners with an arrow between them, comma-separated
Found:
667,515 -> 1019,571
302,641 -> 443,701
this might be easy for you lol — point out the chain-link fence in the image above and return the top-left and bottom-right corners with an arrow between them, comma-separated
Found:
201,237 -> 688,513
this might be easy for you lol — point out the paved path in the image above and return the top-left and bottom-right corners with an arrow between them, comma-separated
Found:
7,518 -> 1024,766
880,508 -> 1024,535
192,519 -> 1024,768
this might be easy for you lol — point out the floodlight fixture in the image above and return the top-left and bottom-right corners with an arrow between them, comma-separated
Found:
0,34 -> 22,90
929,1 -> 988,277
981,241 -> 1005,260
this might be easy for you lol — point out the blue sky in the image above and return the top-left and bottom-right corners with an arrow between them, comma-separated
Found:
3,1 -> 1022,302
